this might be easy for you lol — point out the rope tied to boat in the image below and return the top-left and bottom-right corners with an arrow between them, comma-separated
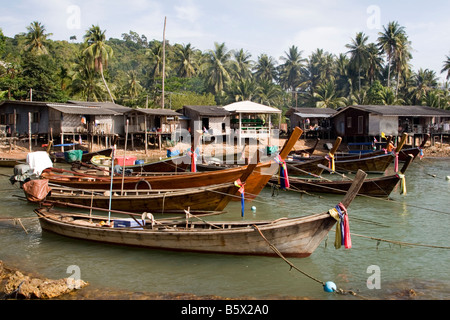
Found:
252,224 -> 366,298
274,155 -> 289,189
234,179 -> 245,217
328,202 -> 352,249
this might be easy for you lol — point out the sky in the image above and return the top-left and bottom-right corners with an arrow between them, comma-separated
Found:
1,0 -> 449,82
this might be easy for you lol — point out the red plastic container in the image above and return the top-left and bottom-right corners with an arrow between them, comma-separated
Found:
114,156 -> 137,166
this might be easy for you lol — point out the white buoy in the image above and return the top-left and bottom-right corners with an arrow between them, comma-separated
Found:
251,206 -> 256,212
446,176 -> 450,181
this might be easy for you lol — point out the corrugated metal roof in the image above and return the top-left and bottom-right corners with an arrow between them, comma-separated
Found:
48,104 -> 117,115
67,100 -> 132,113
334,105 -> 450,117
128,108 -> 182,116
183,105 -> 230,116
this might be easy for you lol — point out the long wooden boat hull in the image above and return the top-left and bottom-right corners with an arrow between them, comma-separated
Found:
51,148 -> 113,163
274,154 -> 415,197
33,168 -> 367,257
333,153 -> 394,174
286,157 -> 330,176
41,161 -> 277,200
0,158 -> 26,167
89,155 -> 191,173
273,175 -> 401,197
34,207 -> 337,257
39,183 -> 243,212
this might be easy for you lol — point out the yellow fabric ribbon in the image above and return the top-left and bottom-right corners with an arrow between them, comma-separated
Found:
327,153 -> 335,172
398,173 -> 407,195
328,207 -> 341,249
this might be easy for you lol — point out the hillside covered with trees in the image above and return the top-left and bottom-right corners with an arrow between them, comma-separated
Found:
0,21 -> 449,114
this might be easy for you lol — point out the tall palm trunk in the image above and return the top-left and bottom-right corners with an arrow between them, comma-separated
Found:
99,62 -> 114,103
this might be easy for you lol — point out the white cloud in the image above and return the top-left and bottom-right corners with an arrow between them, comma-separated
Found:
174,0 -> 201,23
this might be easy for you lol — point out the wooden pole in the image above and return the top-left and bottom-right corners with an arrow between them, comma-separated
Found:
121,119 -> 129,195
28,112 -> 32,152
161,16 -> 167,109
145,116 -> 148,155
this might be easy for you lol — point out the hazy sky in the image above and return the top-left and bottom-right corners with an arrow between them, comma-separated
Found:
1,0 -> 449,81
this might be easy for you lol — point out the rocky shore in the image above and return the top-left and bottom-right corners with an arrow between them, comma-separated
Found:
0,260 -> 88,299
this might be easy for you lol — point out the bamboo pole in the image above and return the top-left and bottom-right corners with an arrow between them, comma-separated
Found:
121,120 -> 129,195
161,16 -> 167,109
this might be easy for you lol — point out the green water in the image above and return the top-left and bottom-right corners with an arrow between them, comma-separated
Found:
0,157 -> 449,300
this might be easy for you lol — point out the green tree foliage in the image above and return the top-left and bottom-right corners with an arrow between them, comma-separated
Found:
0,20 -> 448,112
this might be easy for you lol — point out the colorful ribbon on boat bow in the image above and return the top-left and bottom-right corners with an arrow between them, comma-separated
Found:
188,148 -> 197,172
274,155 -> 289,189
325,153 -> 335,172
234,179 -> 245,217
328,202 -> 351,249
393,149 -> 399,172
397,173 -> 407,195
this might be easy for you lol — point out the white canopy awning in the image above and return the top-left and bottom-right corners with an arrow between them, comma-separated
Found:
223,101 -> 281,114
294,112 -> 333,118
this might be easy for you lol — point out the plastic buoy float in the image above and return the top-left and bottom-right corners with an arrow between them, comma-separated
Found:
323,281 -> 337,292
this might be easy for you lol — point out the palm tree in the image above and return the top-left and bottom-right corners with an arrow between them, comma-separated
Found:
124,70 -> 143,102
313,79 -> 347,109
24,21 -> 52,55
83,25 -> 115,102
334,53 -> 353,98
227,78 -> 259,102
346,32 -> 370,91
300,49 -> 335,95
380,86 -> 404,105
366,43 -> 384,85
391,33 -> 412,97
410,68 -> 438,105
255,79 -> 282,106
378,21 -> 407,88
253,54 -> 278,83
441,55 -> 450,80
174,43 -> 197,78
230,49 -> 253,81
71,54 -> 106,101
203,42 -> 232,95
278,45 -> 306,101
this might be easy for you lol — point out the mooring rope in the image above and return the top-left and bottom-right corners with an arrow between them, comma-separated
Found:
252,224 -> 370,299
350,232 -> 450,249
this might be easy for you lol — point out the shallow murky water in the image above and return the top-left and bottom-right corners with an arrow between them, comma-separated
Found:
0,157 -> 449,300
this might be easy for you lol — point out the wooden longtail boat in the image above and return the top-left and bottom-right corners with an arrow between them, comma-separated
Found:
322,133 -> 408,174
50,147 -> 114,163
33,169 -> 367,257
289,138 -> 320,156
0,158 -> 26,167
87,154 -> 191,173
273,154 -> 414,197
331,133 -> 426,162
24,164 -> 257,213
40,127 -> 304,199
397,134 -> 429,161
286,137 -> 342,176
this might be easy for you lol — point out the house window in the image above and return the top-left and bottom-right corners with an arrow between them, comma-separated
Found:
32,112 -> 40,123
202,117 -> 209,130
347,117 -> 352,128
358,116 -> 363,134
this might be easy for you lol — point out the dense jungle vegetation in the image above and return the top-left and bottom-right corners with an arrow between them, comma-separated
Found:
1,21 -> 449,115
